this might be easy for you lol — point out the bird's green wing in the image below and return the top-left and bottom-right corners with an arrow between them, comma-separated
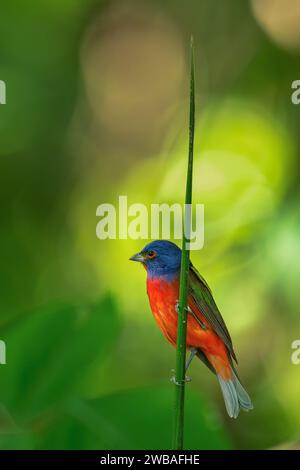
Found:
189,263 -> 237,363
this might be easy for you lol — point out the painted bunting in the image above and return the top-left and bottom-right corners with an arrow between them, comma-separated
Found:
130,240 -> 253,418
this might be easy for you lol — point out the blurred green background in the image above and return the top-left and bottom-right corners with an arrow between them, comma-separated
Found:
1,0 -> 300,450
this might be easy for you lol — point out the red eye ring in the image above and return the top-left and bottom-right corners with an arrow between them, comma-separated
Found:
147,251 -> 156,259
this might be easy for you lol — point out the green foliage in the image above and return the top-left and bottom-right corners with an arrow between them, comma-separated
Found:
36,387 -> 231,450
0,296 -> 120,448
3,298 -> 118,414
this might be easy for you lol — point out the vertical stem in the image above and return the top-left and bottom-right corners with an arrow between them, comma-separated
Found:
173,37 -> 195,450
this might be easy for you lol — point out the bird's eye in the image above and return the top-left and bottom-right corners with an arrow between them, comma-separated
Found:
147,251 -> 156,259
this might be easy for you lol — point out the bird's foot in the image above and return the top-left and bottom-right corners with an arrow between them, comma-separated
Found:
175,300 -> 192,314
170,369 -> 192,385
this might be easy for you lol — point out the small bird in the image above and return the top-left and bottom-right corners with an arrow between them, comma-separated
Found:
130,240 -> 253,418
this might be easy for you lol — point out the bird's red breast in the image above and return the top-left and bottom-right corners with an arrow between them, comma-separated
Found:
147,275 -> 231,380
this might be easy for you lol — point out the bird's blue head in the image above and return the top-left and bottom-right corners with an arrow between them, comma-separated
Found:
130,240 -> 181,280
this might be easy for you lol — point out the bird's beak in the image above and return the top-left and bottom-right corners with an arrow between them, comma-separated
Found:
129,252 -> 145,263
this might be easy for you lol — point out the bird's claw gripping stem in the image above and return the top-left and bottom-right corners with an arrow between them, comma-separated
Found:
175,300 -> 192,314
170,370 -> 192,386
170,347 -> 198,385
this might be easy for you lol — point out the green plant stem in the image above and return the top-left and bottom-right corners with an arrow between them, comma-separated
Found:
173,37 -> 195,451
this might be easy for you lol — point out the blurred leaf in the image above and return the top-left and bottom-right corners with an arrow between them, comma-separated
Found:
36,386 -> 231,450
0,296 -> 120,421
0,404 -> 34,450
0,433 -> 35,450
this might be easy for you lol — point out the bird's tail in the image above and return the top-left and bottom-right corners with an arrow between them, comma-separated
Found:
217,367 -> 253,419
